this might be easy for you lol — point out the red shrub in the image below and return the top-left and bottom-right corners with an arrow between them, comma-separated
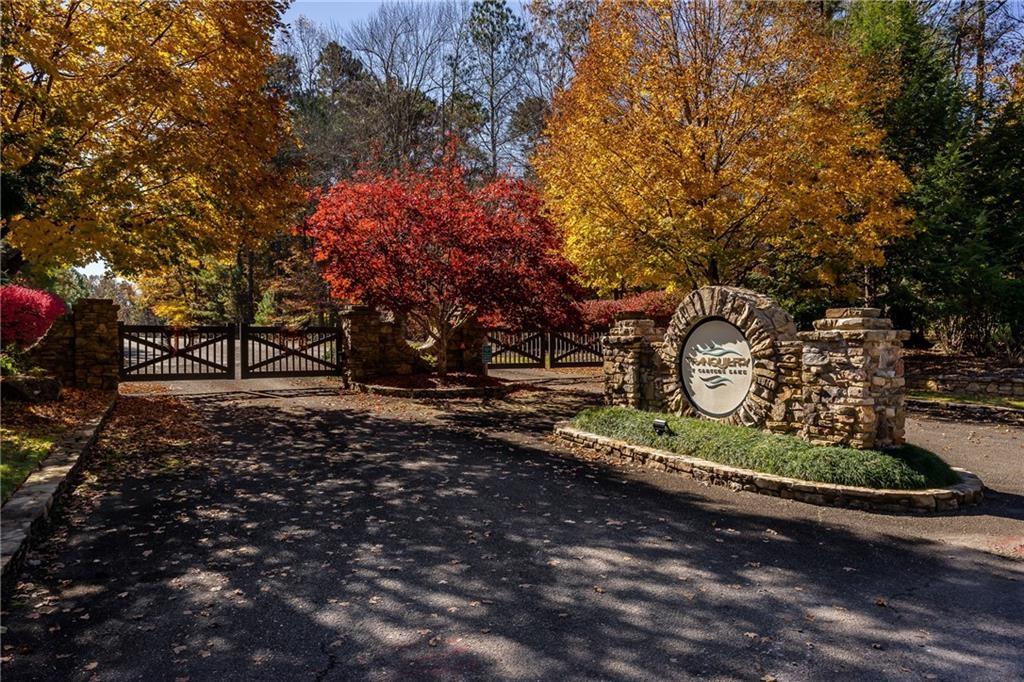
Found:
0,285 -> 67,347
577,290 -> 683,329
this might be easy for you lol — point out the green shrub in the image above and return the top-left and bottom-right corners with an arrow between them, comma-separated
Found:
570,407 -> 960,490
0,346 -> 26,376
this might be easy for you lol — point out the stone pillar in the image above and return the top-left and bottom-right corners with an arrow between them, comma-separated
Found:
603,316 -> 663,410
72,299 -> 120,390
378,313 -> 418,376
799,308 -> 908,449
338,305 -> 381,382
447,319 -> 485,375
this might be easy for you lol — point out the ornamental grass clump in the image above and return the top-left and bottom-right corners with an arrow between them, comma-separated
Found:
571,407 -> 960,490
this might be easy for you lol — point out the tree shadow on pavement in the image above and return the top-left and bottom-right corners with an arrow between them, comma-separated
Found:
2,395 -> 1022,681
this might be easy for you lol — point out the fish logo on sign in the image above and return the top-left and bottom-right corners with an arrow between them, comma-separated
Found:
700,374 -> 733,389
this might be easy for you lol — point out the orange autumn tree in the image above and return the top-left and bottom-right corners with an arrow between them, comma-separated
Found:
1,0 -> 300,276
535,1 -> 912,293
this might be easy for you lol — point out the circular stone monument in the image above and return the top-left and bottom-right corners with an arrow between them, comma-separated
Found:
661,287 -> 797,426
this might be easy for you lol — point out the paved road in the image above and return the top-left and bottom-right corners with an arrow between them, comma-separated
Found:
2,374 -> 1022,681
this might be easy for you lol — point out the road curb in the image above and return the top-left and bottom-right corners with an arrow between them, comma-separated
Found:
555,423 -> 984,514
1,394 -> 118,601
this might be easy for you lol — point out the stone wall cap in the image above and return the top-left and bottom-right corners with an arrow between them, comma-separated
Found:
825,307 -> 881,319
603,334 -> 644,344
613,312 -> 654,322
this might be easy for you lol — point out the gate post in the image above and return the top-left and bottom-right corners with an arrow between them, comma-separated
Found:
240,324 -> 248,379
73,299 -> 120,390
338,305 -> 381,382
229,324 -> 238,379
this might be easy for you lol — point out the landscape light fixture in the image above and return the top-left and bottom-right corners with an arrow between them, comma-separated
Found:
652,419 -> 671,436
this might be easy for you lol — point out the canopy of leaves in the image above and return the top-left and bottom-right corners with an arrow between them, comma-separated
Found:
306,154 -> 581,370
1,0 -> 302,276
844,0 -> 1024,357
536,0 -> 912,294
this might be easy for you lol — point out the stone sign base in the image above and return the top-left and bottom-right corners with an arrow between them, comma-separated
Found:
604,287 -> 909,450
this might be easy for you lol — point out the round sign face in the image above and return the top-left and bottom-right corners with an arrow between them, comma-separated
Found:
680,319 -> 754,417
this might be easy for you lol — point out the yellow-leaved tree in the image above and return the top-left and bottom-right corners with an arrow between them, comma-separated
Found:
535,1 -> 912,293
1,0 -> 301,276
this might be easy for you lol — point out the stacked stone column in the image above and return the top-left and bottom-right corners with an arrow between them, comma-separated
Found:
602,316 -> 664,411
24,299 -> 120,390
339,305 -> 382,382
447,319 -> 485,374
799,308 -> 908,449
72,299 -> 120,390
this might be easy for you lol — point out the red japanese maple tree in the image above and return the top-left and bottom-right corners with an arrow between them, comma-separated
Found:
306,159 -> 581,374
0,285 -> 67,347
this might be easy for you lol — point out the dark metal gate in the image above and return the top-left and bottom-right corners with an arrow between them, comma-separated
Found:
119,325 -> 235,381
240,325 -> 341,379
486,330 -> 547,368
549,331 -> 603,367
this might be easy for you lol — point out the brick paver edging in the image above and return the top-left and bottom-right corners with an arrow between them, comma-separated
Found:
352,382 -> 518,399
554,424 -> 984,514
1,394 -> 118,598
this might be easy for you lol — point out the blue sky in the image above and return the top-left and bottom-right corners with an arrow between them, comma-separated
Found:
283,1 -> 383,28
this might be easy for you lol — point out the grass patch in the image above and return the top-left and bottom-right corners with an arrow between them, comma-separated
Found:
1,426 -> 59,503
570,407 -> 960,490
908,389 -> 1024,410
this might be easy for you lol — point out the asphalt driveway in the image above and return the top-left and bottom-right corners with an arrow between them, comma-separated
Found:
1,375 -> 1021,681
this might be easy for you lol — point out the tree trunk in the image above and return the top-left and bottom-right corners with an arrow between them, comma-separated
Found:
436,324 -> 450,377
974,0 -> 987,122
707,257 -> 720,285
235,249 -> 246,324
246,249 -> 256,324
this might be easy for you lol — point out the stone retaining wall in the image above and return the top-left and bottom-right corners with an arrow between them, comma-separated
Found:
906,373 -> 1024,398
556,425 -> 983,514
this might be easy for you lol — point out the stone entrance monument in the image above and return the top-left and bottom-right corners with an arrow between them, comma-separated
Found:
603,286 -> 908,450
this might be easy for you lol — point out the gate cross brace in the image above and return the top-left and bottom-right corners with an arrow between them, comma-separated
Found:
123,333 -> 230,373
247,334 -> 336,372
